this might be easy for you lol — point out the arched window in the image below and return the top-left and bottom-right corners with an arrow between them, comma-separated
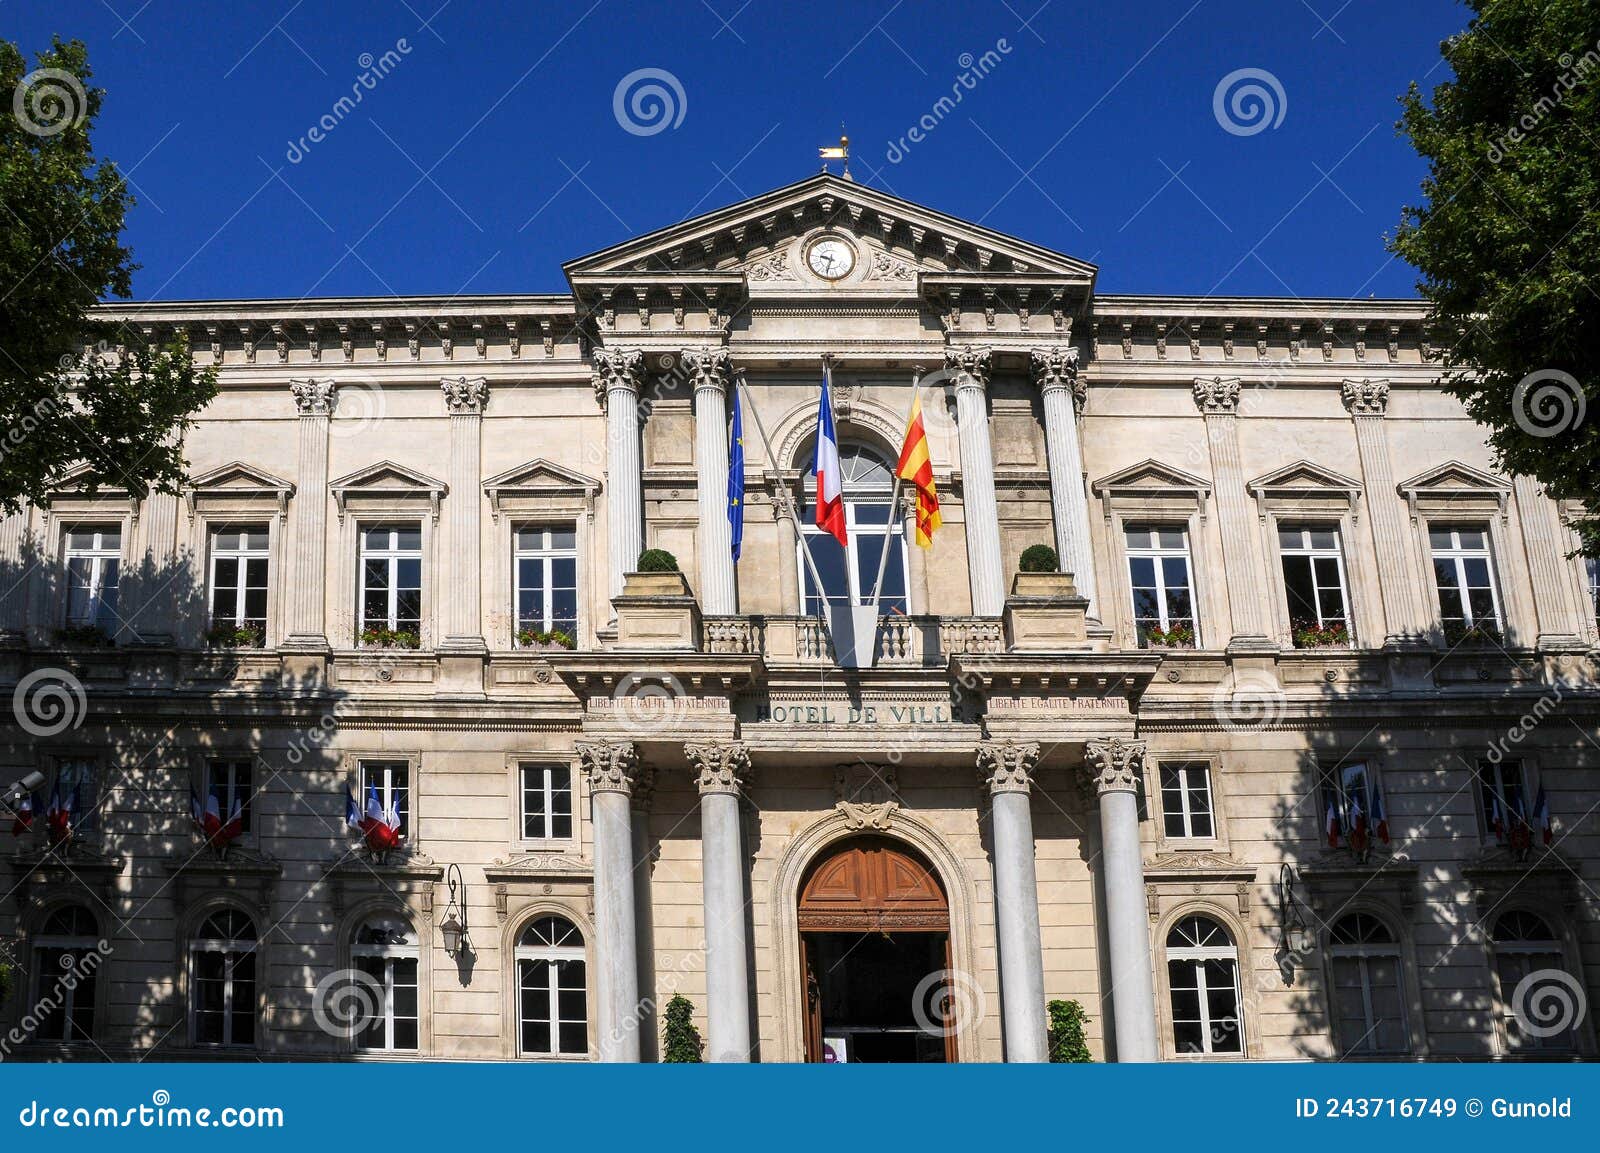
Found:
1166,915 -> 1244,1055
189,908 -> 257,1048
31,905 -> 100,1043
1492,910 -> 1577,1053
1328,913 -> 1408,1055
351,915 -> 419,1052
516,916 -> 587,1058
800,442 -> 908,617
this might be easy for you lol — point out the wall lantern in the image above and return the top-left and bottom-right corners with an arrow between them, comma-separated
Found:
440,863 -> 470,958
1275,864 -> 1313,982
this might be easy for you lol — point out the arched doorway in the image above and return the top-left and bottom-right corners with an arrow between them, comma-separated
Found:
798,836 -> 955,1063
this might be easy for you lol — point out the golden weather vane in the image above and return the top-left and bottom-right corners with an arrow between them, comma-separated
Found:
819,126 -> 850,180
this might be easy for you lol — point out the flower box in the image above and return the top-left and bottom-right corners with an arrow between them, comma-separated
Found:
1292,620 -> 1350,649
360,626 -> 422,650
515,628 -> 576,651
1142,623 -> 1195,649
206,621 -> 265,649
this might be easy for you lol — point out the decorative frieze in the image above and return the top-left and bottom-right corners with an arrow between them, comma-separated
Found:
977,739 -> 1041,795
576,740 -> 641,796
685,741 -> 752,796
441,375 -> 490,415
1082,737 -> 1146,797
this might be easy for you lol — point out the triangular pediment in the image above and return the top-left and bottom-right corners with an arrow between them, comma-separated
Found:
46,461 -> 131,497
186,461 -> 294,495
329,460 -> 446,495
481,458 -> 600,494
1397,460 -> 1510,496
1247,460 -> 1362,497
563,174 -> 1096,284
1091,459 -> 1213,497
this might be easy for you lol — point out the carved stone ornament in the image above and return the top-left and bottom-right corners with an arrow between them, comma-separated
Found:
575,740 -> 640,796
1341,378 -> 1390,416
685,741 -> 752,796
441,375 -> 490,415
746,250 -> 796,281
590,347 -> 645,410
1029,346 -> 1086,412
834,763 -> 901,830
977,739 -> 1041,795
944,345 -> 992,391
1082,737 -> 1147,797
679,347 -> 732,395
868,250 -> 916,281
1192,376 -> 1241,414
289,378 -> 337,416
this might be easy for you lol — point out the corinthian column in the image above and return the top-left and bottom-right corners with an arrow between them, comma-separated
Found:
1193,378 -> 1271,648
284,379 -> 335,649
1342,380 -> 1425,645
684,349 -> 736,615
1030,347 -> 1098,615
1082,737 -> 1158,1062
577,739 -> 643,1062
685,741 -> 753,1061
977,739 -> 1048,1062
947,347 -> 1005,616
440,377 -> 488,651
592,349 -> 645,612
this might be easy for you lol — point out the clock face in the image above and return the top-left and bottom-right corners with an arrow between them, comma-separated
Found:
806,237 -> 856,281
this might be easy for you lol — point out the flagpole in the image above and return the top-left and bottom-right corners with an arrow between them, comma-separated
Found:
867,366 -> 920,613
734,368 -> 832,619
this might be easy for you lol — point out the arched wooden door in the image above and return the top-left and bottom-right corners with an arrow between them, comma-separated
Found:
798,837 -> 955,1062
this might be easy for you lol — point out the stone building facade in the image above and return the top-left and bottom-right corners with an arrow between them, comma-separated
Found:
1,174 -> 1597,1062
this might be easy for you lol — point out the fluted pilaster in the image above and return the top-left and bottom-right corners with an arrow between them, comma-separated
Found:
284,379 -> 335,649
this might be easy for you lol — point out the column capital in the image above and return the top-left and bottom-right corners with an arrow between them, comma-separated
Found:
289,377 -> 337,416
679,347 -> 731,395
977,739 -> 1041,795
1341,377 -> 1390,416
576,739 -> 642,796
685,741 -> 752,796
944,345 -> 992,392
1029,346 -> 1085,412
590,347 -> 646,410
1192,376 -> 1241,414
441,375 -> 489,415
1082,737 -> 1146,797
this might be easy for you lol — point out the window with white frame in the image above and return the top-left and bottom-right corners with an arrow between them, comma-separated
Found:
189,908 -> 257,1047
207,526 -> 269,643
1125,525 -> 1195,647
1429,525 -> 1502,635
359,524 -> 422,638
800,443 -> 908,617
516,915 -> 587,1057
62,526 -> 121,631
1166,915 -> 1244,1055
1318,759 -> 1381,848
30,905 -> 100,1043
350,915 -> 419,1052
514,526 -> 577,644
1491,911 -> 1576,1053
1278,525 -> 1351,644
204,759 -> 253,835
1328,913 -> 1409,1055
52,758 -> 96,833
357,760 -> 410,838
1586,556 -> 1598,631
520,763 -> 573,841
1159,762 -> 1214,840
1477,758 -> 1529,838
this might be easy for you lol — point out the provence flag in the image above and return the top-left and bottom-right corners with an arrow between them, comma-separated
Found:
728,387 -> 745,562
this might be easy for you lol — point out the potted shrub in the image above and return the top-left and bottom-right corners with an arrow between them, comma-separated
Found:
360,625 -> 421,650
637,548 -> 679,573
661,995 -> 703,1063
206,620 -> 265,648
1019,544 -> 1059,573
1047,999 -> 1092,1063
623,548 -> 693,601
1143,622 -> 1196,649
1292,620 -> 1350,649
1009,542 -> 1080,603
515,627 -> 576,651
55,624 -> 113,647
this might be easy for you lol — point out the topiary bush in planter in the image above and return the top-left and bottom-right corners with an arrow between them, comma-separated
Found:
636,548 -> 680,573
1047,998 -> 1092,1062
1019,544 -> 1059,573
661,994 -> 703,1062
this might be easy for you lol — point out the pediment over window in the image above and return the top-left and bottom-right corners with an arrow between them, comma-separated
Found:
329,460 -> 447,523
1396,460 -> 1509,519
42,462 -> 141,522
1092,459 -> 1212,501
482,459 -> 601,522
1247,460 -> 1362,517
183,461 -> 295,520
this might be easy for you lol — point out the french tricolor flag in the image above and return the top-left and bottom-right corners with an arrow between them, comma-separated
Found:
349,782 -> 402,854
1325,799 -> 1341,848
812,364 -> 847,548
10,791 -> 33,837
1371,787 -> 1390,846
46,785 -> 76,847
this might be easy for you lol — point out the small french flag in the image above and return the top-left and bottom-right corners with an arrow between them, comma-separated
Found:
812,364 -> 847,548
1371,788 -> 1390,845
1325,799 -> 1341,848
46,785 -> 76,847
1534,786 -> 1552,846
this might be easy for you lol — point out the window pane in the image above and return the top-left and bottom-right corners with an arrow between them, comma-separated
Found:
1282,554 -> 1317,622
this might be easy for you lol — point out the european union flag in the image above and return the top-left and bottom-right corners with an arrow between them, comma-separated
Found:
728,387 -> 745,562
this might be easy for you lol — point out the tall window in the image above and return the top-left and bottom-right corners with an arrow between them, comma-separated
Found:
1159,762 -> 1214,840
1430,525 -> 1501,635
205,759 -> 253,835
63,526 -> 121,630
189,908 -> 257,1047
516,915 -> 587,1058
1491,911 -> 1576,1053
53,758 -> 97,833
358,761 -> 410,838
1328,913 -> 1408,1055
521,763 -> 573,841
1166,915 -> 1243,1055
208,526 -> 269,641
1278,525 -> 1350,644
800,444 -> 908,617
1477,758 -> 1529,837
351,915 -> 419,1052
1125,525 -> 1195,647
359,525 -> 422,636
514,527 -> 577,643
30,905 -> 100,1043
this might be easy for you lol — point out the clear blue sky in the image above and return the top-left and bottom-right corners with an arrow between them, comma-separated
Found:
10,0 -> 1467,301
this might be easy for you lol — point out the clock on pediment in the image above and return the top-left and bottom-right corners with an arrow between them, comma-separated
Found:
804,234 -> 857,281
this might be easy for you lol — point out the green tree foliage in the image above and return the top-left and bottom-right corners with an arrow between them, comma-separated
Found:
0,37 -> 215,514
1391,1 -> 1600,550
1047,998 -> 1092,1062
660,995 -> 703,1062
